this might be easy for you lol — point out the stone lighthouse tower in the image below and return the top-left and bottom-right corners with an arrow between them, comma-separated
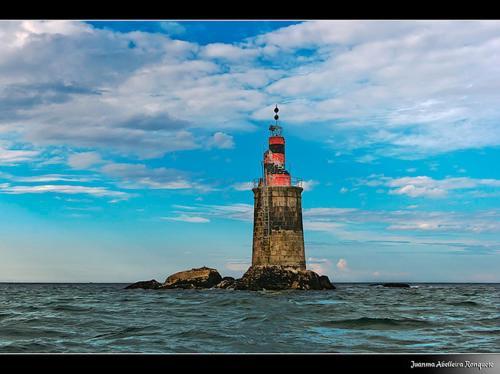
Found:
251,106 -> 306,270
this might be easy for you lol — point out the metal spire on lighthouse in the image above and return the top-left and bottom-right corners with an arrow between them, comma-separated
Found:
269,104 -> 282,136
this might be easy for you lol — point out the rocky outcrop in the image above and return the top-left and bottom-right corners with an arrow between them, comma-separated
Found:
235,265 -> 335,291
214,277 -> 237,289
125,265 -> 335,291
161,266 -> 222,289
319,275 -> 336,290
125,279 -> 162,289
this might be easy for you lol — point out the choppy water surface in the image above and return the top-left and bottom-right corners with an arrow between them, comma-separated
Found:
0,283 -> 498,353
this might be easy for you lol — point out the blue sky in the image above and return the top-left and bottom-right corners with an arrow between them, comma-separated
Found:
0,20 -> 499,282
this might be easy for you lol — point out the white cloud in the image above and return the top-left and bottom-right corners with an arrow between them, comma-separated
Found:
388,222 -> 443,231
67,151 -> 102,169
0,145 -> 39,165
2,20 -> 91,48
301,179 -> 318,191
255,21 -> 500,157
208,132 -> 235,149
201,43 -> 258,61
307,257 -> 333,275
386,212 -> 500,233
0,183 -> 130,199
356,154 -> 376,164
304,221 -> 344,232
1,173 -> 95,183
305,204 -> 500,235
161,215 -> 210,223
2,20 -> 500,161
385,176 -> 500,198
390,183 -> 447,198
337,258 -> 348,271
303,207 -> 358,217
172,203 -> 254,222
0,22 -> 203,158
100,162 -> 214,192
232,181 -> 254,191
158,22 -> 186,36
205,203 -> 254,221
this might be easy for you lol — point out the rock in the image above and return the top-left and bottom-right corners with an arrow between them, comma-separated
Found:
161,266 -> 222,289
319,275 -> 336,290
370,283 -> 411,288
235,265 -> 335,291
125,279 -> 161,289
382,283 -> 410,288
214,277 -> 236,289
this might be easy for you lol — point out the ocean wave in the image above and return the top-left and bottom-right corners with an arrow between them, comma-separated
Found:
52,304 -> 95,312
320,317 -> 433,329
91,325 -> 157,340
468,328 -> 500,335
446,301 -> 480,307
173,329 -> 229,340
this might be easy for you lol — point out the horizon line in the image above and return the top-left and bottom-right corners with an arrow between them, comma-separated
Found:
1,281 -> 498,285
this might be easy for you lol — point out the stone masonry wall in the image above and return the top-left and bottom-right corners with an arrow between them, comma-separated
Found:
252,186 -> 306,269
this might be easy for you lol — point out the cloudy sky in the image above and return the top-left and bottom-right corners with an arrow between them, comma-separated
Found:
1,20 -> 499,282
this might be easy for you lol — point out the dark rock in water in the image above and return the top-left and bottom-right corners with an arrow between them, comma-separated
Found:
235,265 -> 335,291
161,266 -> 222,289
214,277 -> 236,289
319,275 -> 336,290
370,283 -> 411,288
383,283 -> 410,288
125,279 -> 161,289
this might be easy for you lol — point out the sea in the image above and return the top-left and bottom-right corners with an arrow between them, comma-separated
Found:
0,283 -> 498,353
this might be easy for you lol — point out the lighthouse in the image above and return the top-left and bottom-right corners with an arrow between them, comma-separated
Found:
251,105 -> 306,270
126,104 -> 334,291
